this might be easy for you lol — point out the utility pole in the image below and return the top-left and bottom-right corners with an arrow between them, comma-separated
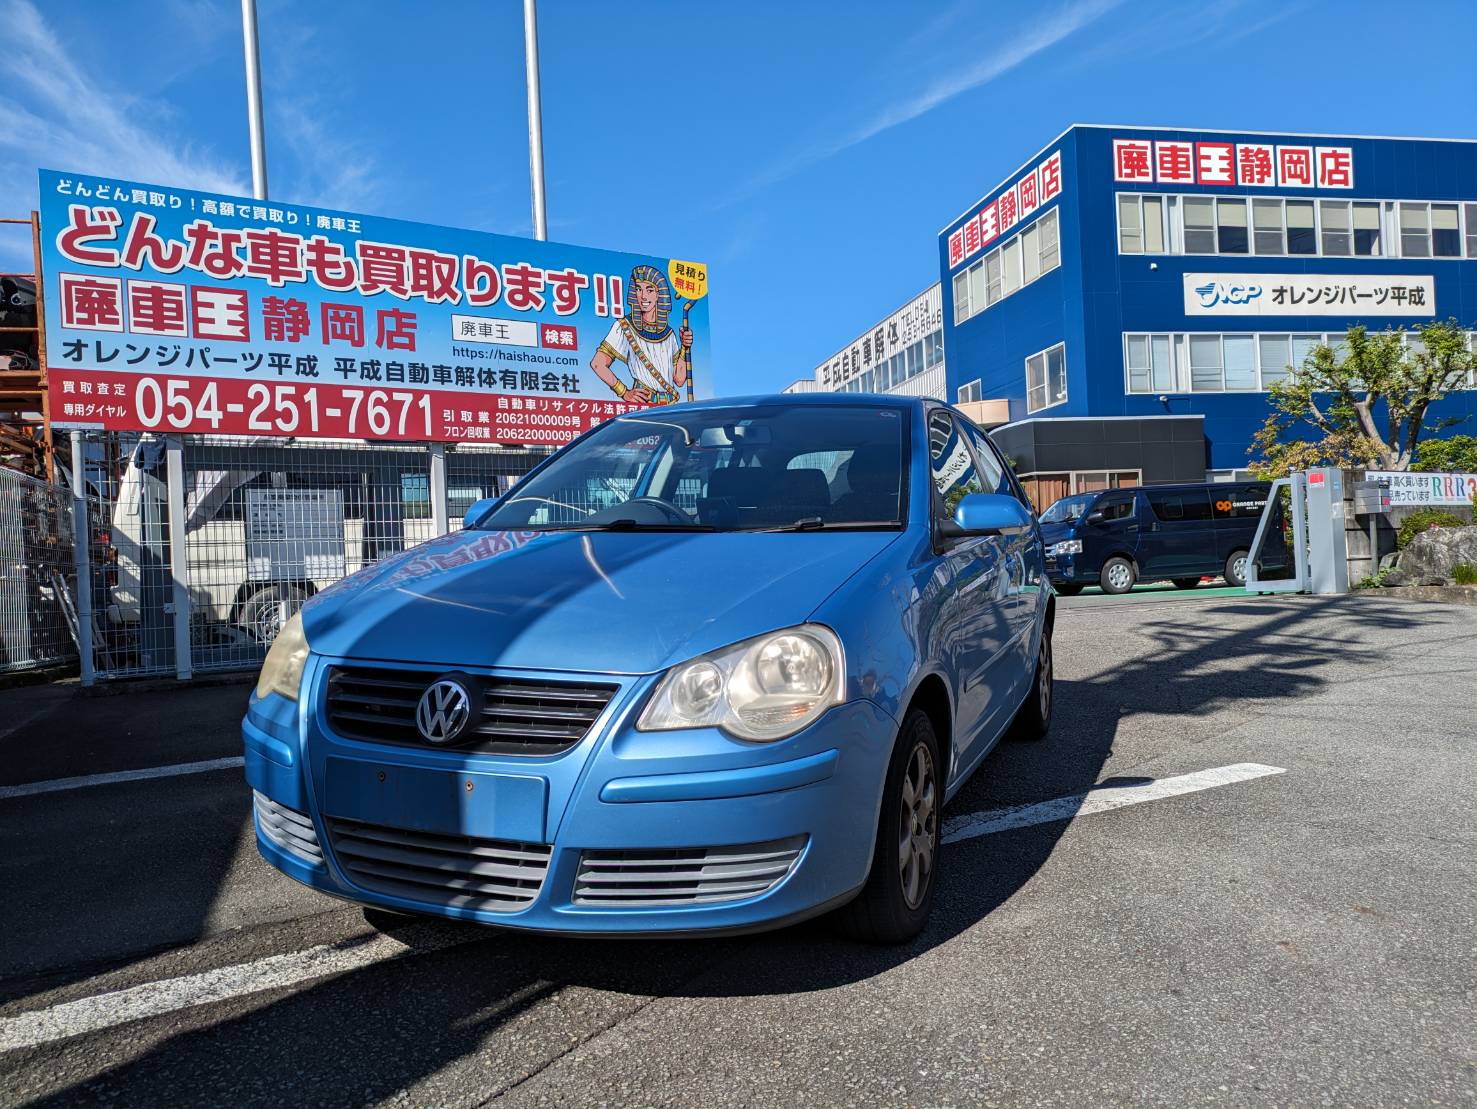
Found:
523,0 -> 548,240
241,0 -> 269,199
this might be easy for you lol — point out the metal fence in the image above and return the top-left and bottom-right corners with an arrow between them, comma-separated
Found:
75,431 -> 551,682
0,467 -> 78,673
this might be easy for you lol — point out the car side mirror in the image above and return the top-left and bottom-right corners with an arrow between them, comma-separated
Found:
940,492 -> 1033,538
462,497 -> 498,530
1084,510 -> 1106,526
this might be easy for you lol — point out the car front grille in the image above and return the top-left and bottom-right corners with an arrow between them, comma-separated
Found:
253,791 -> 324,867
573,836 -> 807,907
326,817 -> 552,913
324,666 -> 618,755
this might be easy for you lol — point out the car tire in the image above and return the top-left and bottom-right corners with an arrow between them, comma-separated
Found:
1171,577 -> 1201,590
239,583 -> 309,644
834,708 -> 941,945
1224,549 -> 1250,588
1010,625 -> 1053,742
1053,582 -> 1083,596
1099,557 -> 1136,595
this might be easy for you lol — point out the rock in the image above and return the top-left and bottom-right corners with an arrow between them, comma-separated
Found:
1383,525 -> 1477,586
1378,552 -> 1400,573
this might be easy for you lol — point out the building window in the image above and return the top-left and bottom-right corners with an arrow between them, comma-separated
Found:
957,379 -> 982,404
1320,200 -> 1351,256
1025,343 -> 1067,413
1432,203 -> 1461,257
1118,195 -> 1165,254
1216,199 -> 1249,254
1252,199 -> 1284,255
1396,202 -> 1459,258
1126,334 -> 1171,393
953,209 -> 1062,323
952,271 -> 970,325
1121,191 -> 1473,259
1183,197 -> 1215,253
1123,331 -> 1416,396
1286,200 -> 1316,254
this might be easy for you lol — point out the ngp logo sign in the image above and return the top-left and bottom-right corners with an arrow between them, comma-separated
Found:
1112,138 -> 1353,190
948,150 -> 1063,270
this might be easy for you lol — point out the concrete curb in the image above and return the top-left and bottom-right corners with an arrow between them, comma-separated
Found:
1361,584 -> 1477,607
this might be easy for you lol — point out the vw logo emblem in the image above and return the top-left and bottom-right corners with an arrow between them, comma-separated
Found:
415,678 -> 472,744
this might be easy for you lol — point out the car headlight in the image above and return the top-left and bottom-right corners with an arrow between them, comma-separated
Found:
637,624 -> 846,741
1052,539 -> 1083,556
254,611 -> 310,702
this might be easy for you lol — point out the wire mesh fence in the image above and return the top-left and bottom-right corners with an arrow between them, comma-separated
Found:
0,467 -> 78,673
79,432 -> 551,681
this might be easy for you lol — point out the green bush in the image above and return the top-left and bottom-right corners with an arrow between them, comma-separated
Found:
1412,435 -> 1477,474
1397,509 -> 1466,550
1453,564 -> 1477,586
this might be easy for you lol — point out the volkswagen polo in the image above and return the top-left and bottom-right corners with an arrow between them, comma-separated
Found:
243,395 -> 1054,943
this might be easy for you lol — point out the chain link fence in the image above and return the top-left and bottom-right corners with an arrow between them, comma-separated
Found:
0,467 -> 78,673
77,431 -> 550,682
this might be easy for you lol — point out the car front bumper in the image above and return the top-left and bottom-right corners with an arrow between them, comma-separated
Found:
242,658 -> 898,935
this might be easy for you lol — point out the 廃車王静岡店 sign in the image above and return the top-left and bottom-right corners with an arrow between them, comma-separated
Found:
38,169 -> 711,445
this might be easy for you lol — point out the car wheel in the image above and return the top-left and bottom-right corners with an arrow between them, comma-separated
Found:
1053,582 -> 1083,596
1172,577 -> 1201,590
239,583 -> 308,644
1100,557 -> 1136,595
834,709 -> 941,945
1011,626 -> 1053,741
1224,550 -> 1250,588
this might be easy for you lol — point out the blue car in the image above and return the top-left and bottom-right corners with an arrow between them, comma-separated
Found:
243,395 -> 1054,943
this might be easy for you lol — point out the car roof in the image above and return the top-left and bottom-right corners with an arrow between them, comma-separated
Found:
665,393 -> 924,414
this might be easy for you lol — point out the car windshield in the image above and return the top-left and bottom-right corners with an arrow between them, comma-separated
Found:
1039,494 -> 1094,524
474,404 -> 909,532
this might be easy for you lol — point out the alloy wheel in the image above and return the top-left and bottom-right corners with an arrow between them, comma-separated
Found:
897,741 -> 937,910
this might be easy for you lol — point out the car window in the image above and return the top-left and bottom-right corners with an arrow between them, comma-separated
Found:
478,404 -> 908,531
926,410 -> 985,519
1040,494 -> 1093,523
1094,493 -> 1137,521
1145,489 -> 1213,522
956,420 -> 1014,499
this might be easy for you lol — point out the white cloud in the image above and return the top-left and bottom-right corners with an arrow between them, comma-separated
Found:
721,0 -> 1121,206
0,0 -> 245,196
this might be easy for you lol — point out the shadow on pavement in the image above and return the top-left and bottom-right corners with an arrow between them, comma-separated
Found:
20,595 -> 1435,1106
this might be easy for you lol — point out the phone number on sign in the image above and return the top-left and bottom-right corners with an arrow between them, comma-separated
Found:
131,379 -> 433,437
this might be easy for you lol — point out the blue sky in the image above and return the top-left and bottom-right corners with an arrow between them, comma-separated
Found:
2,0 -> 1473,395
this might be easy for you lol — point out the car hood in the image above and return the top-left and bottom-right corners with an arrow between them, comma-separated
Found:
301,528 -> 903,675
1037,520 -> 1077,546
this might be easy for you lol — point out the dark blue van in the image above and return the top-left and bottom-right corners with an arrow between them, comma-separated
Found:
1038,482 -> 1275,595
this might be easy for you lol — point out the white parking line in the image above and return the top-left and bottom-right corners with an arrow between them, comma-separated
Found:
0,761 -> 1285,1053
0,757 -> 246,801
0,923 -> 473,1053
942,762 -> 1286,844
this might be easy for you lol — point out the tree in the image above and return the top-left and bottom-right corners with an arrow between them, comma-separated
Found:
1412,434 -> 1477,474
1249,319 -> 1473,478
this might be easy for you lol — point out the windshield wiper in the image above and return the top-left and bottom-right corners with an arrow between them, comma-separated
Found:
755,518 -> 901,532
540,519 -> 715,532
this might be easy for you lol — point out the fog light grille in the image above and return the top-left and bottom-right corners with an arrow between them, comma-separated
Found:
253,791 -> 324,867
574,837 -> 806,907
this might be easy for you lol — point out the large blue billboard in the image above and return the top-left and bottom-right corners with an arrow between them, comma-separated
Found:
38,169 -> 712,444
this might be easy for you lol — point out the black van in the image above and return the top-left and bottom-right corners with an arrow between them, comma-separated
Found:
1037,482 -> 1276,595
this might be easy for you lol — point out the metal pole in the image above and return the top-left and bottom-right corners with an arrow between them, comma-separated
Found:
523,0 -> 548,240
429,443 -> 449,537
70,430 -> 95,687
241,0 -> 269,200
165,437 -> 193,680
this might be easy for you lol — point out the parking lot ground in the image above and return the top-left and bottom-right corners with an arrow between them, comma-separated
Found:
0,593 -> 1473,1106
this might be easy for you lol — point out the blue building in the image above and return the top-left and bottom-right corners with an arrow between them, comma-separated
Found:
938,125 -> 1477,508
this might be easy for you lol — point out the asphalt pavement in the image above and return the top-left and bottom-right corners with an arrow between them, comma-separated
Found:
0,590 -> 1473,1106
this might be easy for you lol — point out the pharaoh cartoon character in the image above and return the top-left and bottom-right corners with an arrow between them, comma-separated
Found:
589,265 -> 693,405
